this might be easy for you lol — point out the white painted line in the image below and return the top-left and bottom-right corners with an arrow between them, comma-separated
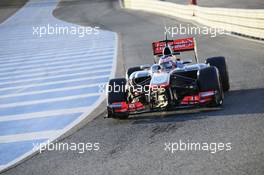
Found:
0,70 -> 109,87
0,34 -> 118,174
0,47 -> 114,62
0,42 -> 114,55
0,93 -> 101,108
0,69 -> 109,86
0,43 -> 114,57
0,59 -> 112,75
0,64 -> 112,82
0,50 -> 114,68
0,74 -> 108,92
0,107 -> 89,122
0,0 -> 118,171
0,83 -> 105,99
0,130 -> 62,143
0,61 -> 111,78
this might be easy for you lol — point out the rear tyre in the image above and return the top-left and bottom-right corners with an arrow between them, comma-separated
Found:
206,56 -> 230,92
198,67 -> 223,106
126,66 -> 141,79
107,78 -> 129,119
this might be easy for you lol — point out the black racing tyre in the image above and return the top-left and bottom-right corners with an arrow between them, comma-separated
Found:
198,67 -> 223,106
206,56 -> 230,92
107,78 -> 128,119
126,66 -> 141,79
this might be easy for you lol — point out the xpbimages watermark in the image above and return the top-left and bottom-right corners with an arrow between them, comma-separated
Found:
32,24 -> 100,38
98,82 -> 166,94
164,140 -> 232,154
165,24 -> 230,38
33,141 -> 100,154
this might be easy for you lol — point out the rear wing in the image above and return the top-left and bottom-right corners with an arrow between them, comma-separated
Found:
152,37 -> 199,62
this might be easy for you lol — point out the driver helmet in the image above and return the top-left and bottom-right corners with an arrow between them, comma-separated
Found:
158,46 -> 176,69
159,57 -> 174,70
163,45 -> 173,56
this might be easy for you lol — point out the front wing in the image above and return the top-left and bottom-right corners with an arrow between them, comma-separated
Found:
107,90 -> 216,117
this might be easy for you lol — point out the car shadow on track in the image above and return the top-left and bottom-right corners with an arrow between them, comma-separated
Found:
128,88 -> 264,124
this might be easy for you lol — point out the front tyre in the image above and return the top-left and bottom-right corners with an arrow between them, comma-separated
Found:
198,67 -> 223,106
107,78 -> 129,119
206,56 -> 230,92
126,66 -> 141,79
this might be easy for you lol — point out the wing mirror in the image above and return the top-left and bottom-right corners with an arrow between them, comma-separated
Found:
140,64 -> 151,70
151,64 -> 161,73
182,59 -> 192,64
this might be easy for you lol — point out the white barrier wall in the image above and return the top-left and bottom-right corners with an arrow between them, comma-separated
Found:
124,0 -> 264,39
124,0 -> 194,20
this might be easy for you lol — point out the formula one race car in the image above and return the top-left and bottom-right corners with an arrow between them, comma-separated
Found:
107,37 -> 230,119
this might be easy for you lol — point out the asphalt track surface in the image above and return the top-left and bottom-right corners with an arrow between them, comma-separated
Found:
164,0 -> 264,9
0,0 -> 28,23
3,0 -> 264,175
